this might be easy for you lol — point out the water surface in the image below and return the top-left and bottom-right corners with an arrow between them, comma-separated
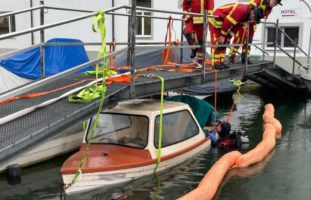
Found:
1,91 -> 311,200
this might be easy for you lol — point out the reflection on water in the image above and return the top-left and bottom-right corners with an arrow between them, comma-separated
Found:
1,92 -> 311,200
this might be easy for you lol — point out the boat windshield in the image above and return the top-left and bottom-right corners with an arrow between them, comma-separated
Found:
87,113 -> 149,149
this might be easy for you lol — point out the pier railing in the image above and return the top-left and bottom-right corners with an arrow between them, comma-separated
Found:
0,0 -> 309,100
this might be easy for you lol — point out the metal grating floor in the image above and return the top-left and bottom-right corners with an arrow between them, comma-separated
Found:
0,73 -> 129,161
0,62 -> 276,163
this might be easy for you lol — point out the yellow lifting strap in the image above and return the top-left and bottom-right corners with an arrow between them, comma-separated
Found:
68,10 -> 109,103
65,10 -> 109,189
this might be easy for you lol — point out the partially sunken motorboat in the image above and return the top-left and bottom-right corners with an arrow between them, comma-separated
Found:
61,99 -> 212,194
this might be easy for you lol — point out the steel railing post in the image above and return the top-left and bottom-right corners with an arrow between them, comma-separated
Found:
273,19 -> 279,69
180,19 -> 184,63
40,0 -> 45,78
243,21 -> 250,77
30,0 -> 34,45
202,10 -> 208,81
262,22 -> 266,60
129,0 -> 136,98
293,40 -> 297,75
308,27 -> 311,65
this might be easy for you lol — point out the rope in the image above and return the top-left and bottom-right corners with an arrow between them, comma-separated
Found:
162,16 -> 173,64
65,9 -> 108,189
109,40 -> 116,67
213,70 -> 218,128
0,79 -> 93,105
161,16 -> 179,64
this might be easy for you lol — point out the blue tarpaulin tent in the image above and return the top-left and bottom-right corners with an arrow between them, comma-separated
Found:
0,38 -> 92,80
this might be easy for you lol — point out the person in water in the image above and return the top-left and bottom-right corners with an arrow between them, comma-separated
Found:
209,120 -> 248,148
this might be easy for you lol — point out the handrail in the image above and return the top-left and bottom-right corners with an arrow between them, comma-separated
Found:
42,5 -> 204,20
276,44 -> 302,66
39,41 -> 277,50
106,11 -> 184,21
0,5 -> 43,18
0,5 -> 125,41
124,5 -> 218,18
44,6 -> 93,13
253,43 -> 270,55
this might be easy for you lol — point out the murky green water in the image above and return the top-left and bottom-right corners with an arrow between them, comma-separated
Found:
1,90 -> 311,200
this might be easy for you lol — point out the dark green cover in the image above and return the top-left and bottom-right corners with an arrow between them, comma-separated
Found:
166,95 -> 219,128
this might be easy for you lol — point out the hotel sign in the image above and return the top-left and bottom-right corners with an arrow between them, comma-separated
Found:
280,9 -> 297,17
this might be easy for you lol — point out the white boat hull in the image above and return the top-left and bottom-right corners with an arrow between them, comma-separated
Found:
0,126 -> 83,172
63,140 -> 210,194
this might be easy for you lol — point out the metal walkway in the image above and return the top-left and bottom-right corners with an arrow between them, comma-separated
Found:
0,62 -> 270,164
0,2 -> 311,166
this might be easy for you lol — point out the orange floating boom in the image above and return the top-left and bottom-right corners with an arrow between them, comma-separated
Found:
179,103 -> 282,200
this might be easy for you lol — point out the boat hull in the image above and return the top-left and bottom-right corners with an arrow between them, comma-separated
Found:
62,139 -> 210,194
0,126 -> 83,172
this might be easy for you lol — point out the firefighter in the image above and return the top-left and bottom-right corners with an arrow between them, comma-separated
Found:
209,3 -> 262,69
183,0 -> 214,65
229,0 -> 282,64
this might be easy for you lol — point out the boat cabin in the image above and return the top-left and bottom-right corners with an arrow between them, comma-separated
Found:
84,99 -> 206,158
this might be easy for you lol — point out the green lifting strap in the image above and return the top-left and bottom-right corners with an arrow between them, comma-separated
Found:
155,75 -> 164,174
137,73 -> 165,175
230,79 -> 244,97
68,10 -> 109,104
85,69 -> 117,76
68,85 -> 104,103
147,74 -> 165,174
93,9 -> 109,82
65,10 -> 109,189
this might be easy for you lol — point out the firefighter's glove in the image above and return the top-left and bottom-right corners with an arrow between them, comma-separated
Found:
218,36 -> 226,44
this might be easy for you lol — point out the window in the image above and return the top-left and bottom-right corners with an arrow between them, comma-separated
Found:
88,113 -> 149,149
154,110 -> 200,148
266,26 -> 299,48
0,12 -> 16,35
136,0 -> 151,37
